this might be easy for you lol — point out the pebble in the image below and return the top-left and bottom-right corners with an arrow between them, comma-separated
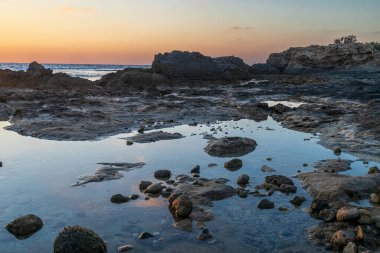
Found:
197,228 -> 212,241
118,245 -> 134,252
139,232 -> 154,239
258,199 -> 275,209
370,193 -> 380,204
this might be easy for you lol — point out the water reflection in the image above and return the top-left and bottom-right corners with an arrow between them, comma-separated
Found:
0,118 -> 376,253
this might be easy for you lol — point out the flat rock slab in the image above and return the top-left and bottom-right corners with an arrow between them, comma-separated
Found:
72,162 -> 145,186
123,131 -> 184,143
313,159 -> 352,173
298,172 -> 380,206
204,137 -> 257,157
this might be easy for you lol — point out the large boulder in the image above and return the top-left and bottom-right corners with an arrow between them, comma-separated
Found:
5,214 -> 43,239
152,51 -> 250,81
204,137 -> 257,157
264,43 -> 380,73
26,61 -> 53,77
53,226 -> 107,253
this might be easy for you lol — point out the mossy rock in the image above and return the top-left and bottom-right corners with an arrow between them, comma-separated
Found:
54,226 -> 107,253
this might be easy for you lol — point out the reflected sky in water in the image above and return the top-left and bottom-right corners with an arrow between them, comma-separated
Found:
0,118 -> 377,253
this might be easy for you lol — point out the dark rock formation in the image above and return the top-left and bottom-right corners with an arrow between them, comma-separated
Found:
152,51 -> 250,81
251,43 -> 380,74
53,226 -> 107,253
5,214 -> 43,239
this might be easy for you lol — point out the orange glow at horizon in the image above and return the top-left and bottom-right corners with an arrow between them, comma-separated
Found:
1,0 -> 379,65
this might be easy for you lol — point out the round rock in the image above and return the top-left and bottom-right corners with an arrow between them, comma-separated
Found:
204,137 -> 257,157
145,183 -> 163,194
111,194 -> 130,204
154,169 -> 171,180
5,214 -> 43,239
224,158 -> 243,171
236,174 -> 250,185
53,226 -> 107,253
258,199 -> 275,209
336,207 -> 360,222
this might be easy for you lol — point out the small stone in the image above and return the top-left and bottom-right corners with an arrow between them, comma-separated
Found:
5,214 -> 43,239
137,126 -> 144,134
191,165 -> 200,174
126,141 -> 134,146
118,245 -> 134,252
154,170 -> 171,180
224,158 -> 243,171
290,196 -> 306,206
54,226 -> 107,253
370,193 -> 380,204
0,161 -> 2,167
279,206 -> 290,212
368,166 -> 380,174
330,230 -> 355,251
258,199 -> 275,209
237,188 -> 249,198
111,194 -> 130,204
266,157 -> 272,161
333,147 -> 342,156
198,228 -> 212,241
343,242 -> 358,253
208,163 -> 218,168
236,174 -> 250,185
303,163 -> 308,167
261,165 -> 276,173
129,194 -> 139,200
139,232 -> 154,239
358,209 -> 372,224
319,209 -> 337,222
310,199 -> 329,213
279,184 -> 297,194
336,207 -> 360,222
145,183 -> 163,194
139,181 -> 153,191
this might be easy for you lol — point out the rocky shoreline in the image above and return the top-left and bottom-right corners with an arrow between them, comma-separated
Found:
1,41 -> 380,252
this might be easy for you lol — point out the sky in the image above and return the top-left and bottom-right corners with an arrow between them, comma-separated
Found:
0,0 -> 379,65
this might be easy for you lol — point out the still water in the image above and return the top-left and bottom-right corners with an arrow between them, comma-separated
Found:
0,118 -> 376,253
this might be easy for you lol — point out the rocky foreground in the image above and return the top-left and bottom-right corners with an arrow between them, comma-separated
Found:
1,41 -> 380,252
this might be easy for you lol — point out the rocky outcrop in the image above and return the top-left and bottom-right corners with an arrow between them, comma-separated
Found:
251,43 -> 380,74
0,62 -> 91,89
152,51 -> 250,81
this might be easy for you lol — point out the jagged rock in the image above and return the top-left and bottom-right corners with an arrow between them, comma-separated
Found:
53,226 -> 107,253
261,165 -> 276,173
265,175 -> 294,187
265,43 -> 380,73
249,63 -> 281,74
5,214 -> 43,239
205,137 -> 257,157
152,51 -> 250,81
26,61 -> 53,77
236,174 -> 250,186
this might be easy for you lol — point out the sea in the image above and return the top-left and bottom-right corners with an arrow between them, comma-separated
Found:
0,63 -> 150,81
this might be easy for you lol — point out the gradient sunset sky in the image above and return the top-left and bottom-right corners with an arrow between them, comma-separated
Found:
0,0 -> 379,65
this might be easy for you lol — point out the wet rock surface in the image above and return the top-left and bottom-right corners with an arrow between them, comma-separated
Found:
123,131 -> 184,143
53,226 -> 107,253
5,214 -> 43,239
204,137 -> 257,157
72,162 -> 145,186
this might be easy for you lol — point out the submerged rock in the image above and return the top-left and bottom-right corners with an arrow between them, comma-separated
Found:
258,199 -> 275,209
197,228 -> 213,241
139,232 -> 154,239
53,226 -> 107,253
261,165 -> 276,173
265,175 -> 294,187
236,174 -> 250,186
224,158 -> 243,171
154,169 -> 172,180
111,194 -> 130,204
123,131 -> 184,143
72,162 -> 145,186
173,218 -> 193,232
204,137 -> 257,157
5,214 -> 43,239
314,159 -> 352,173
290,196 -> 306,206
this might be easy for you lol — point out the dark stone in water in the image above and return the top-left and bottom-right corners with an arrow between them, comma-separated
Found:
205,137 -> 257,157
191,165 -> 200,174
224,158 -> 243,171
198,228 -> 213,241
236,174 -> 250,186
290,196 -> 306,206
5,214 -> 43,239
265,175 -> 294,187
258,199 -> 275,209
139,181 -> 153,191
111,194 -> 130,204
279,184 -> 297,194
139,232 -> 154,239
154,169 -> 172,180
53,226 -> 107,253
129,194 -> 139,200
